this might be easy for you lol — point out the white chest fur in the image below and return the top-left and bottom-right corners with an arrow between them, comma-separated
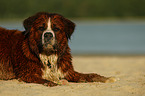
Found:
39,54 -> 64,84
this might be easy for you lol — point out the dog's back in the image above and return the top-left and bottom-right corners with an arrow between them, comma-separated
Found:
0,27 -> 22,80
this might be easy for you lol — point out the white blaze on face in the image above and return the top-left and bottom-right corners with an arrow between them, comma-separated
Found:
47,17 -> 52,31
42,17 -> 55,44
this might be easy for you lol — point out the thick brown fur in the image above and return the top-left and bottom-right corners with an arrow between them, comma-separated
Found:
0,12 -> 109,86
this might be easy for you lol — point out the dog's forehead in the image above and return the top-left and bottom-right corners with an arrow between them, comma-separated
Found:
50,15 -> 63,23
37,13 -> 62,20
36,14 -> 63,25
30,13 -> 65,29
48,16 -> 65,27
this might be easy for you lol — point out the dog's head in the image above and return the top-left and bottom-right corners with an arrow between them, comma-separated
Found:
23,12 -> 75,56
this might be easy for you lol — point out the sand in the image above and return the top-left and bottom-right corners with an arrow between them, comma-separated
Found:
0,56 -> 145,96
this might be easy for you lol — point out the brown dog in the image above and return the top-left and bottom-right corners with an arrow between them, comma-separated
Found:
0,12 -> 116,86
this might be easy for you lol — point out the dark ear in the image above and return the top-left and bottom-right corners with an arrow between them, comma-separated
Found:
63,18 -> 75,39
23,14 -> 38,35
23,14 -> 40,58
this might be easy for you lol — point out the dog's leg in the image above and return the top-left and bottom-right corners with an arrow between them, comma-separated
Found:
64,70 -> 107,83
18,74 -> 58,87
64,70 -> 117,83
14,62 -> 58,87
58,50 -> 117,83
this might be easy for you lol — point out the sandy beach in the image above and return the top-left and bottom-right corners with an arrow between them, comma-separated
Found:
0,55 -> 145,96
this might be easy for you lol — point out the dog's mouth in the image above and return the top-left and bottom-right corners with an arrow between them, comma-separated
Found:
42,43 -> 58,55
44,44 -> 57,51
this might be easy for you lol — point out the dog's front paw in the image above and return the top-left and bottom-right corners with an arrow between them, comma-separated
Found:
44,81 -> 58,87
105,77 -> 119,83
78,74 -> 119,83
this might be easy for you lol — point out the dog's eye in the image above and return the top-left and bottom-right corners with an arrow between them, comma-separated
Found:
38,23 -> 46,31
38,27 -> 45,31
53,27 -> 60,32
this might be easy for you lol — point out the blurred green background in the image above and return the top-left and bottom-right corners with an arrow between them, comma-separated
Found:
0,0 -> 145,55
0,0 -> 145,19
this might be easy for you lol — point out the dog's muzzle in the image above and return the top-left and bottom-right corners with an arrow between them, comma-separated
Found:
44,32 -> 53,43
42,31 -> 56,48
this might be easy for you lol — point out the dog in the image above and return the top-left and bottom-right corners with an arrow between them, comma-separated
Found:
0,12 -> 116,86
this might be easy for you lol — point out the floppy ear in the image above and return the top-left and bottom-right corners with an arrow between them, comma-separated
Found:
63,18 -> 75,39
23,15 -> 36,36
23,13 -> 41,58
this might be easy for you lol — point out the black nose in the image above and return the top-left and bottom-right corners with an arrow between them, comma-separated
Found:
44,32 -> 53,40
